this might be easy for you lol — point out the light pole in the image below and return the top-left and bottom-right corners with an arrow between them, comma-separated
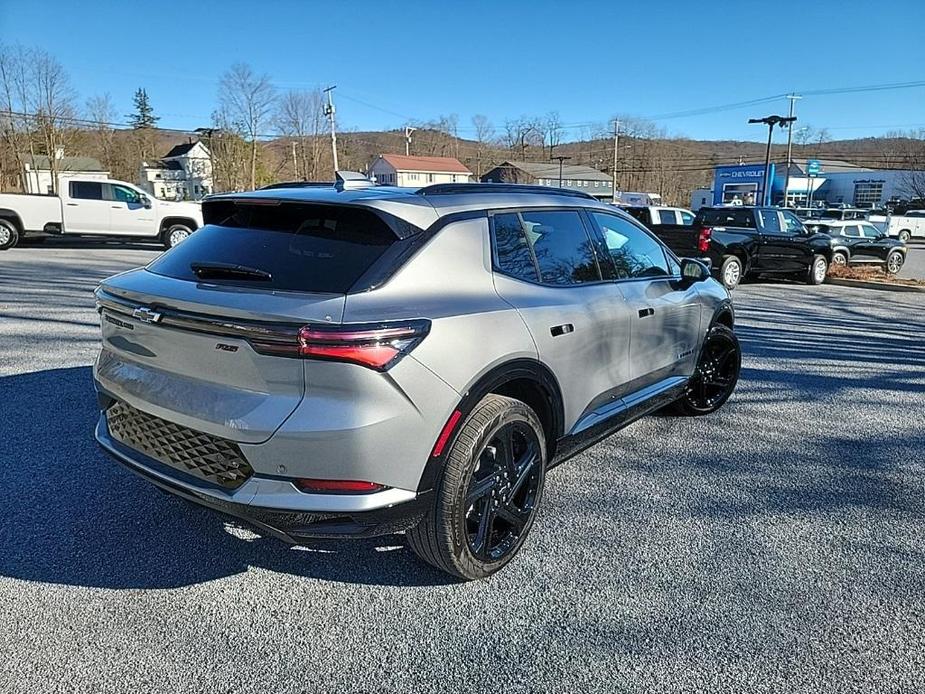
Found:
782,94 -> 801,207
323,85 -> 338,173
551,155 -> 571,188
748,115 -> 796,206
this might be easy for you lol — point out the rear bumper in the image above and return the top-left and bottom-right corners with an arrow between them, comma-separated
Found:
95,414 -> 429,541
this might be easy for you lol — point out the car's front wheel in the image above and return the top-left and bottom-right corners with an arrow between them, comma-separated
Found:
806,254 -> 828,285
669,324 -> 741,416
407,394 -> 546,580
886,250 -> 904,275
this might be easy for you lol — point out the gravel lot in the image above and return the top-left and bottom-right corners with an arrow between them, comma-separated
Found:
2,242 -> 924,694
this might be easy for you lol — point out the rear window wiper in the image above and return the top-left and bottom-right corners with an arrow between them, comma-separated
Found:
190,262 -> 272,281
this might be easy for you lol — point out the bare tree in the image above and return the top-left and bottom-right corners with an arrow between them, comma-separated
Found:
543,111 -> 563,159
218,63 -> 276,190
85,93 -> 116,170
275,89 -> 324,180
0,44 -> 32,190
29,49 -> 77,194
503,117 -> 541,160
471,114 -> 494,178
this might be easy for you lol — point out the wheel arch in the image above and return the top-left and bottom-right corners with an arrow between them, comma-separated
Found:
0,209 -> 24,233
159,216 -> 199,234
416,358 -> 565,493
710,299 -> 735,330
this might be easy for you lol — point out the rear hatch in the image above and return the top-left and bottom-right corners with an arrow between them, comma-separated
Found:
95,199 -> 408,444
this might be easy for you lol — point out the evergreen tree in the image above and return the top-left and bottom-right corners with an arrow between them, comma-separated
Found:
127,88 -> 159,129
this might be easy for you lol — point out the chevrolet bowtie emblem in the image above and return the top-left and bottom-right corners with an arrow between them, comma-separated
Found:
132,307 -> 162,324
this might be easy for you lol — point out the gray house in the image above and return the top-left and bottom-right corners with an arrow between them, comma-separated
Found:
481,160 -> 613,200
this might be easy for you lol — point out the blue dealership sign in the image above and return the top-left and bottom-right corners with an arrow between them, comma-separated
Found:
712,163 -> 776,206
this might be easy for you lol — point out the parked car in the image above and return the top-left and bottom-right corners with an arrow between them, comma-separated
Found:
93,178 -> 740,580
0,178 -> 202,250
820,208 -> 868,221
622,205 -> 696,228
868,212 -> 925,244
640,205 -> 835,290
805,220 -> 907,274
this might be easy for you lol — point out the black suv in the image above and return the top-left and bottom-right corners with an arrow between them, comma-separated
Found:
645,206 -> 835,290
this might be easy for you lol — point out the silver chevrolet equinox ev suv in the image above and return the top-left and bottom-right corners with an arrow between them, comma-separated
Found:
94,175 -> 740,580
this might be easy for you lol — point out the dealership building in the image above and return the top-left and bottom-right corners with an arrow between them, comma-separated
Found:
700,159 -> 916,209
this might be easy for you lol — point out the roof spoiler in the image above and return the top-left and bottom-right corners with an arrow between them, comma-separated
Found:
334,170 -> 375,191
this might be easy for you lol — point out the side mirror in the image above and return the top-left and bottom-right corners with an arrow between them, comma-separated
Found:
141,195 -> 152,209
680,257 -> 710,283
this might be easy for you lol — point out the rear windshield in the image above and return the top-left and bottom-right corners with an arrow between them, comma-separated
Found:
698,209 -> 756,228
147,202 -> 398,293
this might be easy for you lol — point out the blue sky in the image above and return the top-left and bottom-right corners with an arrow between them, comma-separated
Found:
3,0 -> 924,142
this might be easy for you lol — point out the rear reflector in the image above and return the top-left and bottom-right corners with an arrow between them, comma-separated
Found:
293,478 -> 384,493
432,409 -> 463,457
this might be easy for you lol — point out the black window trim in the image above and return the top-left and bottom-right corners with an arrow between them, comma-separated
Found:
487,206 -> 609,289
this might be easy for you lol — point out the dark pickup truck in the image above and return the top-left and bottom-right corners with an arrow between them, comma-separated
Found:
645,206 -> 836,290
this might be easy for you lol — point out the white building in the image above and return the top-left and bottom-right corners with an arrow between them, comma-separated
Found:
369,154 -> 472,187
21,152 -> 109,194
140,140 -> 213,200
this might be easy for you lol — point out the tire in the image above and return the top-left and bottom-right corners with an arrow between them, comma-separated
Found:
832,251 -> 848,268
0,219 -> 20,250
161,224 -> 192,249
406,394 -> 546,580
669,324 -> 741,416
719,256 -> 743,290
898,229 -> 911,244
806,254 -> 828,285
886,251 -> 904,275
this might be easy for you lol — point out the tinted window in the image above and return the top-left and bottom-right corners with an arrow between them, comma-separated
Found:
758,210 -> 782,232
699,209 -> 756,229
111,184 -> 141,204
70,181 -> 103,200
781,211 -> 804,234
680,211 -> 695,225
625,207 -> 650,224
657,209 -> 677,225
591,212 -> 670,279
521,210 -> 601,285
147,203 -> 397,293
842,225 -> 861,237
493,213 -> 539,283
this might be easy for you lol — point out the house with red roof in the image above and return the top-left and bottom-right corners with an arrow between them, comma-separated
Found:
369,154 -> 472,187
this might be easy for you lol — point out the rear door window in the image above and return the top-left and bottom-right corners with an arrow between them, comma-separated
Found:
70,181 -> 103,200
699,209 -> 756,229
491,210 -> 602,285
757,210 -> 782,233
147,202 -> 399,293
657,209 -> 678,225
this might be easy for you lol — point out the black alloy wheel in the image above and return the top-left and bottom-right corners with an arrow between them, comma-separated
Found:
671,325 -> 741,416
463,421 -> 542,562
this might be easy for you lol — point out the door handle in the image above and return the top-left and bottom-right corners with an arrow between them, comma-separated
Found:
550,324 -> 574,337
111,205 -> 121,209
66,203 -> 79,206
638,308 -> 655,318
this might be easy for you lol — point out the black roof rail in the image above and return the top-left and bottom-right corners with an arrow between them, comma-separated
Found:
415,183 -> 599,201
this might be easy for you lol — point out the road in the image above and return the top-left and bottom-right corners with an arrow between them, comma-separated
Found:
2,243 -> 925,694
898,241 -> 925,280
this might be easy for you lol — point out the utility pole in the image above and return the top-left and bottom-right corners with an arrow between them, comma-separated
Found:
782,94 -> 801,207
323,85 -> 338,173
611,119 -> 620,203
404,126 -> 416,156
748,115 -> 795,206
551,155 -> 572,188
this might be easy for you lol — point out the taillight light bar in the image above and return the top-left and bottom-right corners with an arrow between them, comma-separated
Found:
250,319 -> 430,370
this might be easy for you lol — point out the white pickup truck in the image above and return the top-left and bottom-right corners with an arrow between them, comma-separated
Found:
0,177 -> 203,250
869,211 -> 925,244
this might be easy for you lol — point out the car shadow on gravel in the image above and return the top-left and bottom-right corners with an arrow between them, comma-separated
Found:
0,367 -> 457,589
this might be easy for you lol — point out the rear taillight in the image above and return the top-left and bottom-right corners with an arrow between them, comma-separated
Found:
697,226 -> 712,253
250,319 -> 430,370
293,478 -> 384,493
